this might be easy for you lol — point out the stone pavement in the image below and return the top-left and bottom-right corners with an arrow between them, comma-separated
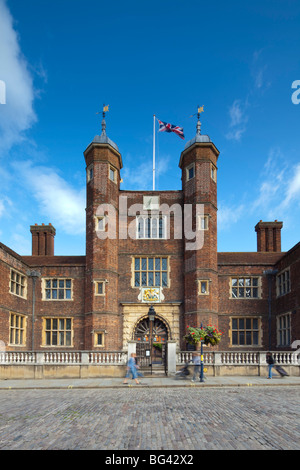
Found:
1,375 -> 300,452
0,378 -> 299,450
0,374 -> 300,389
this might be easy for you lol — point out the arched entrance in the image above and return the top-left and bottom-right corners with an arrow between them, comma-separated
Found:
134,316 -> 169,368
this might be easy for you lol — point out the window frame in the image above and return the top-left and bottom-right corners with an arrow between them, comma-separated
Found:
9,269 -> 27,299
277,312 -> 291,347
95,216 -> 106,232
109,165 -> 117,183
87,163 -> 93,182
276,269 -> 290,297
42,317 -> 73,347
186,163 -> 195,181
136,215 -> 167,239
230,276 -> 261,299
94,280 -> 105,296
197,215 -> 209,231
9,312 -> 26,346
230,317 -> 261,347
211,163 -> 217,182
42,278 -> 73,301
198,279 -> 209,295
94,330 -> 105,348
133,256 -> 169,288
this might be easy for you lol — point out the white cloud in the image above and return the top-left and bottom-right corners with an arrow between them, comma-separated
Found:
250,147 -> 300,222
225,50 -> 272,142
13,161 -> 86,235
228,100 -> 243,127
0,200 -> 4,217
11,225 -> 31,254
218,147 -> 300,251
281,163 -> 300,208
0,196 -> 12,218
0,0 -> 36,154
218,202 -> 245,231
122,153 -> 170,190
251,49 -> 271,91
122,161 -> 152,190
226,100 -> 248,141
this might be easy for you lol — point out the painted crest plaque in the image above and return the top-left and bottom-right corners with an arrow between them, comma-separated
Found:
141,287 -> 161,303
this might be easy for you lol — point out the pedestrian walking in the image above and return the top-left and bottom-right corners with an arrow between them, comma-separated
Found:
123,353 -> 141,384
191,352 -> 201,382
266,352 -> 279,379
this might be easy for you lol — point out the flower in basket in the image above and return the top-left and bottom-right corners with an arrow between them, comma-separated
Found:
183,326 -> 205,345
184,325 -> 222,346
203,325 -> 223,346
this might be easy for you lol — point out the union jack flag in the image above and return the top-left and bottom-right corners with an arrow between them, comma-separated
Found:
158,119 -> 185,140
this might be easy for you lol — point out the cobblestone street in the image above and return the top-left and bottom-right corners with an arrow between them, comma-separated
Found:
0,386 -> 299,450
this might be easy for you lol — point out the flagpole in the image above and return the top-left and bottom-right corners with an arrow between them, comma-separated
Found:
153,114 -> 156,191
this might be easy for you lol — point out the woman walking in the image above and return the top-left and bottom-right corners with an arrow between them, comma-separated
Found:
123,353 -> 140,384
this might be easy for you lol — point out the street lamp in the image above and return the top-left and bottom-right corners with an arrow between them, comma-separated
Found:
199,322 -> 204,382
148,305 -> 156,375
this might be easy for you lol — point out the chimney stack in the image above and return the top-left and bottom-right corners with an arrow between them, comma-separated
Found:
30,224 -> 56,256
255,220 -> 283,252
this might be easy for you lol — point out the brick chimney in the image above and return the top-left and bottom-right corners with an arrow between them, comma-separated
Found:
255,220 -> 283,252
30,224 -> 56,256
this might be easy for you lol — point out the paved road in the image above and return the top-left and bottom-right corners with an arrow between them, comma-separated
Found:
0,386 -> 299,450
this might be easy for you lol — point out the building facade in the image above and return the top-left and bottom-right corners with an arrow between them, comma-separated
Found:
0,119 -> 299,359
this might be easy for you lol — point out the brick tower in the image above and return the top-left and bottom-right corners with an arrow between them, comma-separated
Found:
179,116 -> 220,341
83,112 -> 123,349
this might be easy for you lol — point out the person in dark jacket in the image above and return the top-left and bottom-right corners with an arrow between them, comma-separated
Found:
266,352 -> 277,379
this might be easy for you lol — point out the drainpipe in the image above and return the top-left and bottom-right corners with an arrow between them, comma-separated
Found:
27,270 -> 41,351
263,269 -> 278,350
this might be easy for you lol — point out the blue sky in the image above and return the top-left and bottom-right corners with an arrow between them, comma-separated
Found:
0,0 -> 299,256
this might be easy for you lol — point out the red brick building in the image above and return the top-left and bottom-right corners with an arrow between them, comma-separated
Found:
0,118 -> 299,359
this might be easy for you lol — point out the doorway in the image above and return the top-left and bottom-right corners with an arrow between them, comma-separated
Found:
134,317 -> 168,369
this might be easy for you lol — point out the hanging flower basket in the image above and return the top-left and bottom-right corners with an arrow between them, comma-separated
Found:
184,325 -> 223,347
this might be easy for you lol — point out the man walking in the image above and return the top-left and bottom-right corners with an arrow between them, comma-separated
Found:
191,352 -> 201,382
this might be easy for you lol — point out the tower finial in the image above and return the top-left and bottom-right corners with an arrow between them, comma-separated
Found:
96,104 -> 109,136
196,105 -> 204,135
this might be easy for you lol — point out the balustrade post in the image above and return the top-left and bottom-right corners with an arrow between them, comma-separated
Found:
81,352 -> 90,364
36,352 -> 44,364
214,352 -> 223,365
213,352 -> 223,376
258,351 -> 267,376
259,352 -> 267,365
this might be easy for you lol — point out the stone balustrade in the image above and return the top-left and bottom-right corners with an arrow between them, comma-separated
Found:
177,350 -> 300,366
0,351 -> 127,365
0,349 -> 299,379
